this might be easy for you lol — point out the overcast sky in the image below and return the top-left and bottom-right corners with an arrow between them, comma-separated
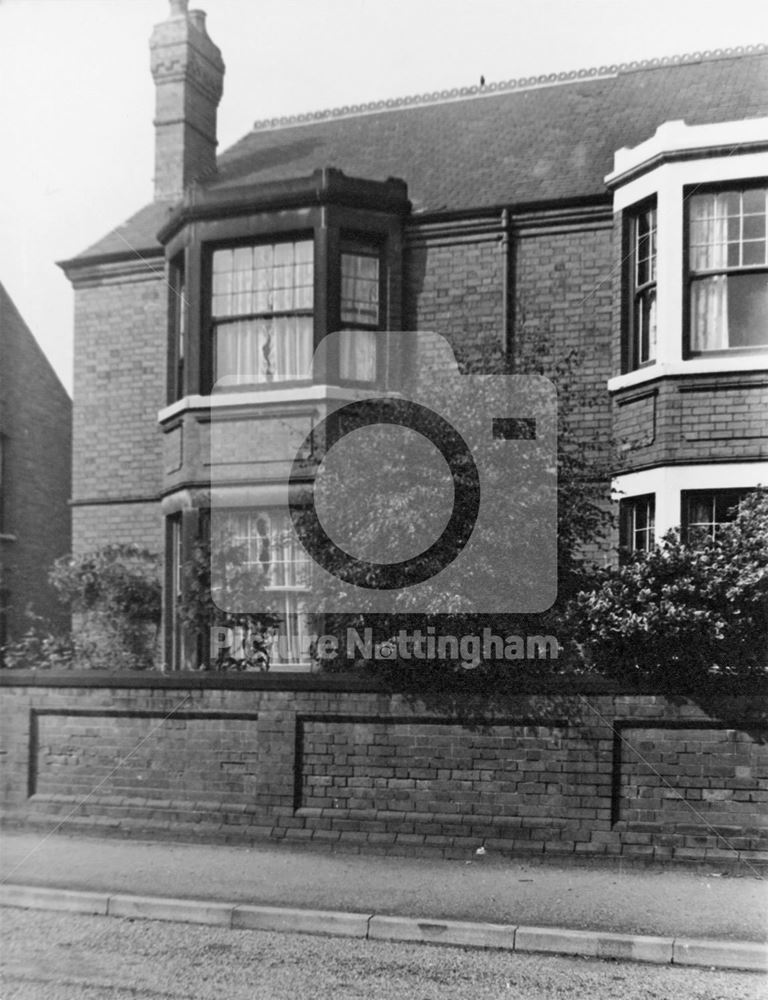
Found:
1,0 -> 765,394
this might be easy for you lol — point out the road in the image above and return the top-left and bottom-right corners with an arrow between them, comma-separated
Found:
0,908 -> 764,1000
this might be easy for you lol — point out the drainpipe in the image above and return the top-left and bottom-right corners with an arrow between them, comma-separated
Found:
500,209 -> 514,369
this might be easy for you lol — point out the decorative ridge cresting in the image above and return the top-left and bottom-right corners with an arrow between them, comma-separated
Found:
249,44 -> 768,133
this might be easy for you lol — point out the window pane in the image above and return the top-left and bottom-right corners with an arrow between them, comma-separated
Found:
341,252 -> 380,326
743,213 -> 766,242
620,495 -> 655,554
742,240 -> 767,266
685,490 -> 747,542
690,276 -> 729,351
743,188 -> 766,214
728,272 -> 768,347
212,240 -> 313,318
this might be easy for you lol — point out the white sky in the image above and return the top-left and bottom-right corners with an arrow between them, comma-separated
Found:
1,0 -> 765,394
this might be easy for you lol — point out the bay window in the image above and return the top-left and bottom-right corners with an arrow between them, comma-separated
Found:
212,239 -> 314,387
687,186 -> 768,354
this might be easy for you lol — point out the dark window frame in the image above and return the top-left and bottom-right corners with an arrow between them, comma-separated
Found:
681,487 -> 749,542
338,234 -> 387,386
623,199 -> 658,373
206,232 -> 316,393
619,493 -> 656,557
168,254 -> 186,403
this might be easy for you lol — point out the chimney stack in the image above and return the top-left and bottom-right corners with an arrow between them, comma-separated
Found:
149,0 -> 225,201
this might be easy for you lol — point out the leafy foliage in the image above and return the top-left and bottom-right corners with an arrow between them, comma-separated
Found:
295,336 -> 613,678
0,610 -> 75,670
1,545 -> 162,671
563,489 -> 768,683
50,544 -> 161,622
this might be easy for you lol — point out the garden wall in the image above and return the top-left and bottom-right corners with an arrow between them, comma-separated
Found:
1,674 -> 766,866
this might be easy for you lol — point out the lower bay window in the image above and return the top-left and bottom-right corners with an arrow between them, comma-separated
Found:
682,488 -> 749,542
211,509 -> 311,667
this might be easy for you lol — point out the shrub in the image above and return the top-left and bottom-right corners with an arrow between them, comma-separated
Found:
564,489 -> 768,683
0,610 -> 75,670
48,544 -> 162,670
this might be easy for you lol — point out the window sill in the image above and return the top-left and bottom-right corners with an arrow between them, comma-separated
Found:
608,354 -> 768,393
158,384 -> 381,425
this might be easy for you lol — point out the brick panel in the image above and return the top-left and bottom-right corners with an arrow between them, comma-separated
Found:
33,710 -> 260,805
619,725 -> 768,828
299,719 -> 572,816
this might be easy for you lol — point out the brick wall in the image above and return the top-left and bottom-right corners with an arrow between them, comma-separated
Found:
70,263 -> 166,555
0,285 -> 72,639
71,502 -> 163,556
614,373 -> 768,473
1,676 -> 765,865
404,229 -> 505,366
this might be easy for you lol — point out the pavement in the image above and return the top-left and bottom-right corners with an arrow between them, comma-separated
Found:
0,830 -> 766,972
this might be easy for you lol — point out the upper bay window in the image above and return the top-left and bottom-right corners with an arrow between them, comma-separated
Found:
627,205 -> 657,371
687,186 -> 768,354
212,239 -> 314,387
159,170 -> 408,404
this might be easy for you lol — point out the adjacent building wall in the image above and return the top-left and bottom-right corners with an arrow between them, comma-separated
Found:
68,260 -> 166,556
0,284 -> 72,642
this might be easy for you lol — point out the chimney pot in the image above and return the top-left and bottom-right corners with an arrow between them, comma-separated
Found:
188,10 -> 207,32
169,0 -> 188,16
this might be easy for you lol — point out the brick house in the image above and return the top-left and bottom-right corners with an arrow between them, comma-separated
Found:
59,1 -> 768,670
0,283 -> 72,647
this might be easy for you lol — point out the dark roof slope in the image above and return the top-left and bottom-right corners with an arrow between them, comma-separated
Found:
68,47 -> 768,264
215,48 -> 768,210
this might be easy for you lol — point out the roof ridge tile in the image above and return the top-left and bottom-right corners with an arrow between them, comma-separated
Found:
249,44 -> 768,133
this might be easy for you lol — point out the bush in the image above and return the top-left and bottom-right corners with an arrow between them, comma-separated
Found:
564,489 -> 768,683
48,544 -> 161,670
0,610 -> 75,670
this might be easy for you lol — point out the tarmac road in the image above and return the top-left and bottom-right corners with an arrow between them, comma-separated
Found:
1,908 -> 764,1000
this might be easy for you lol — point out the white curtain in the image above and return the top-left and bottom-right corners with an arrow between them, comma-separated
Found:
689,194 -> 729,351
340,329 -> 377,382
216,316 -> 313,385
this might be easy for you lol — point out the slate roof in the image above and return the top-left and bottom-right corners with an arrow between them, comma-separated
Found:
68,47 -> 768,265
